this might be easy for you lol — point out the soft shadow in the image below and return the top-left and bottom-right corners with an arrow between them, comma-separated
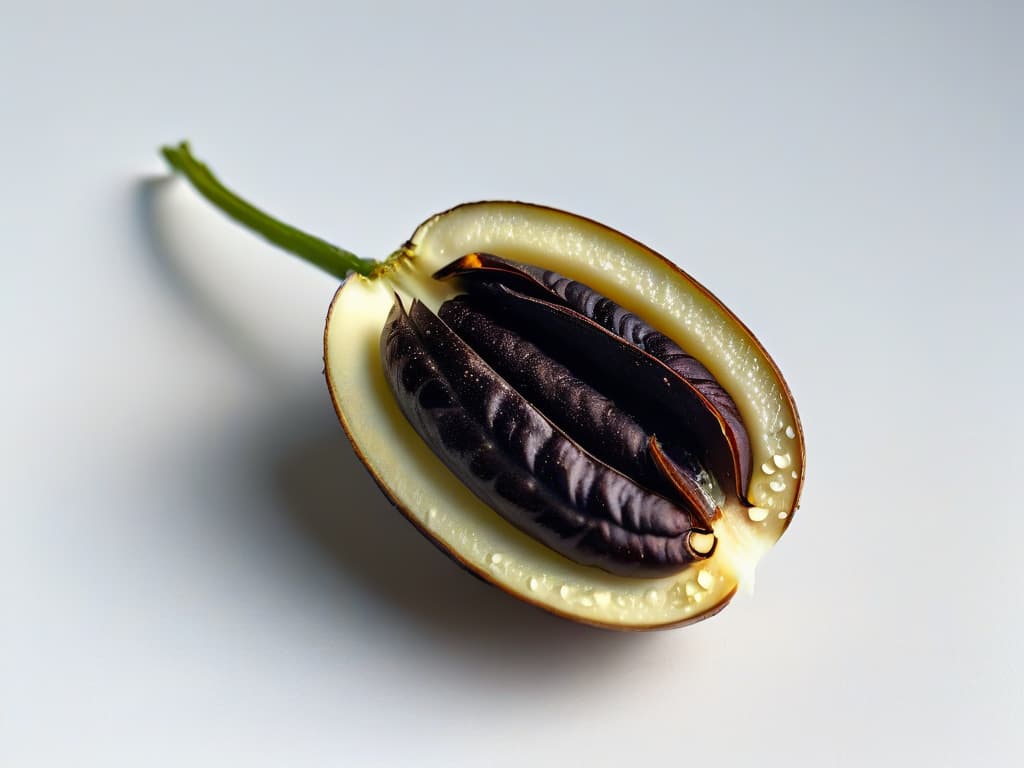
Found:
136,177 -> 642,666
265,404 -> 640,664
134,176 -> 286,384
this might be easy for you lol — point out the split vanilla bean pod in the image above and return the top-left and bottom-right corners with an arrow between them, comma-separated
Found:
162,141 -> 804,629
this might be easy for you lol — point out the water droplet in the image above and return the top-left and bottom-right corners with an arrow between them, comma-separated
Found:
426,508 -> 438,524
559,584 -> 572,601
644,588 -> 662,606
785,425 -> 796,439
791,470 -> 799,479
693,592 -> 704,603
773,453 -> 791,469
761,462 -> 776,475
769,478 -> 787,492
669,583 -> 688,607
579,595 -> 595,608
697,569 -> 714,590
747,506 -> 769,522
527,576 -> 539,592
593,590 -> 611,608
488,552 -> 503,565
685,581 -> 699,597
615,595 -> 629,608
778,511 -> 789,520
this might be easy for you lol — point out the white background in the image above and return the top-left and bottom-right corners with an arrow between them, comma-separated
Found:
3,2 -> 1021,765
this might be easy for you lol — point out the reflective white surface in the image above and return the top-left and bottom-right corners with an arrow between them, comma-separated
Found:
3,2 -> 1021,765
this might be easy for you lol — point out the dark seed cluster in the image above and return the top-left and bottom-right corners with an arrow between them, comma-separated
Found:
380,253 -> 752,578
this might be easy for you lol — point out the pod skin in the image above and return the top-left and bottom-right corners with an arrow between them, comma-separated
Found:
324,202 -> 804,630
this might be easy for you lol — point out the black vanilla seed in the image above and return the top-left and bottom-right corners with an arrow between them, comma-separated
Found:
378,253 -> 755,578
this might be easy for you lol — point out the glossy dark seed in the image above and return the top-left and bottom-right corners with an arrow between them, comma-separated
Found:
449,279 -> 743,509
438,295 -> 717,527
435,253 -> 753,502
380,296 -> 714,577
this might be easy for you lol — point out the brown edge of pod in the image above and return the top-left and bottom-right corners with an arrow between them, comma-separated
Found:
321,199 -> 803,630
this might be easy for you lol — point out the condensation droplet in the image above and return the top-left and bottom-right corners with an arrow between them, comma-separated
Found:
426,508 -> 438,524
769,478 -> 787,492
559,584 -> 572,601
761,462 -> 776,475
773,453 -> 791,469
778,511 -> 789,520
747,506 -> 769,522
669,596 -> 686,609
791,470 -> 799,479
527,577 -> 539,592
697,569 -> 713,590
615,595 -> 629,608
785,425 -> 796,439
579,595 -> 595,608
684,581 -> 698,597
644,588 -> 662,606
594,590 -> 611,608
488,552 -> 503,565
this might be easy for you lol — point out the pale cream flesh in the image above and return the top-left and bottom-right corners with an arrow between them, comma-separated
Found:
325,202 -> 803,628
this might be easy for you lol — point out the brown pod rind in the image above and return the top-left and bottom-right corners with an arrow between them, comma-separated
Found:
324,201 -> 804,629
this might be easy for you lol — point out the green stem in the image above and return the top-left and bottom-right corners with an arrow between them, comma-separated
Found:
160,141 -> 378,279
